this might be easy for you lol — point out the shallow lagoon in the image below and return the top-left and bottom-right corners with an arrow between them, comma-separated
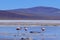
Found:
0,25 -> 59,40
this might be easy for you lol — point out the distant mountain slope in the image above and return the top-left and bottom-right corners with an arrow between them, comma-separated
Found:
0,10 -> 35,20
8,6 -> 60,16
0,6 -> 60,20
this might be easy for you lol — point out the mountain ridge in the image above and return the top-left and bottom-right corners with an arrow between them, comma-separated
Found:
0,6 -> 60,20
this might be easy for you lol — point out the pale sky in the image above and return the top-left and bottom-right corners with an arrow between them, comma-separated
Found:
0,0 -> 60,10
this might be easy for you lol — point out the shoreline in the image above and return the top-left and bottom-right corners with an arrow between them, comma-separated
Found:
0,20 -> 60,26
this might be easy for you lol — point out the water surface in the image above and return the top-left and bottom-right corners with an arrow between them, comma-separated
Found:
0,25 -> 59,40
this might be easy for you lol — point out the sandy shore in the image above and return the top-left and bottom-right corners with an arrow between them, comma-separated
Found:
0,20 -> 60,26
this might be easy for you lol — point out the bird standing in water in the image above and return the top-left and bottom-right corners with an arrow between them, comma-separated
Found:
41,27 -> 45,32
24,27 -> 28,31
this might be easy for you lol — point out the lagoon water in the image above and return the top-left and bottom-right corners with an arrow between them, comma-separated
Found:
0,25 -> 60,40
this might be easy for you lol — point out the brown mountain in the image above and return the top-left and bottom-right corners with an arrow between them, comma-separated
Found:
0,6 -> 60,20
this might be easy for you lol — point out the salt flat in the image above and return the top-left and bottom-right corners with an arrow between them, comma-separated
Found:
0,20 -> 60,26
